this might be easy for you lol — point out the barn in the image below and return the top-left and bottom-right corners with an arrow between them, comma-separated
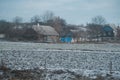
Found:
32,24 -> 59,43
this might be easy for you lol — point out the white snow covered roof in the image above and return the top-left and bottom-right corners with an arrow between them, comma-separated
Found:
32,24 -> 59,36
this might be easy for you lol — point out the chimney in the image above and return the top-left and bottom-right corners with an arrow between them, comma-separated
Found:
37,23 -> 40,26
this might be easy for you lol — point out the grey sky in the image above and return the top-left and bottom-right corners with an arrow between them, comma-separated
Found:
0,0 -> 120,25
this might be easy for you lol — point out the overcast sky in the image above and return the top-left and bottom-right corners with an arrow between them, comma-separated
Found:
0,0 -> 120,25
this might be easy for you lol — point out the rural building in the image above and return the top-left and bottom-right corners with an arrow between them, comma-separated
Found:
101,25 -> 114,41
60,32 -> 73,43
32,24 -> 59,43
60,27 -> 88,43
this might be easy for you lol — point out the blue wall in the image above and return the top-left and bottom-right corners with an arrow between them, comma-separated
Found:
60,37 -> 72,43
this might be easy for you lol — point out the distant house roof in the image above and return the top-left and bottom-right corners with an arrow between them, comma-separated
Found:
103,26 -> 113,32
13,25 -> 23,30
70,27 -> 87,33
79,27 -> 87,31
70,29 -> 80,33
32,24 -> 59,36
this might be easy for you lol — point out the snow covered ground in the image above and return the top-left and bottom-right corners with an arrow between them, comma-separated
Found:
0,42 -> 120,79
0,41 -> 120,51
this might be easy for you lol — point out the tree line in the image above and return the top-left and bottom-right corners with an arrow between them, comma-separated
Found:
0,11 -> 120,42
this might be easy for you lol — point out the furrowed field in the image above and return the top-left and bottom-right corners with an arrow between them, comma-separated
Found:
0,41 -> 120,80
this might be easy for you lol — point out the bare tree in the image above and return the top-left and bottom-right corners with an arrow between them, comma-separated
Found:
41,11 -> 54,23
86,23 -> 103,41
0,20 -> 11,34
31,15 -> 41,24
116,26 -> 120,40
85,16 -> 106,42
47,16 -> 66,36
92,16 -> 106,25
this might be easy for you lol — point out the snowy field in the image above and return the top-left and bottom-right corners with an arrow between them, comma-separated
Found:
0,50 -> 120,71
0,41 -> 120,51
0,42 -> 120,79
